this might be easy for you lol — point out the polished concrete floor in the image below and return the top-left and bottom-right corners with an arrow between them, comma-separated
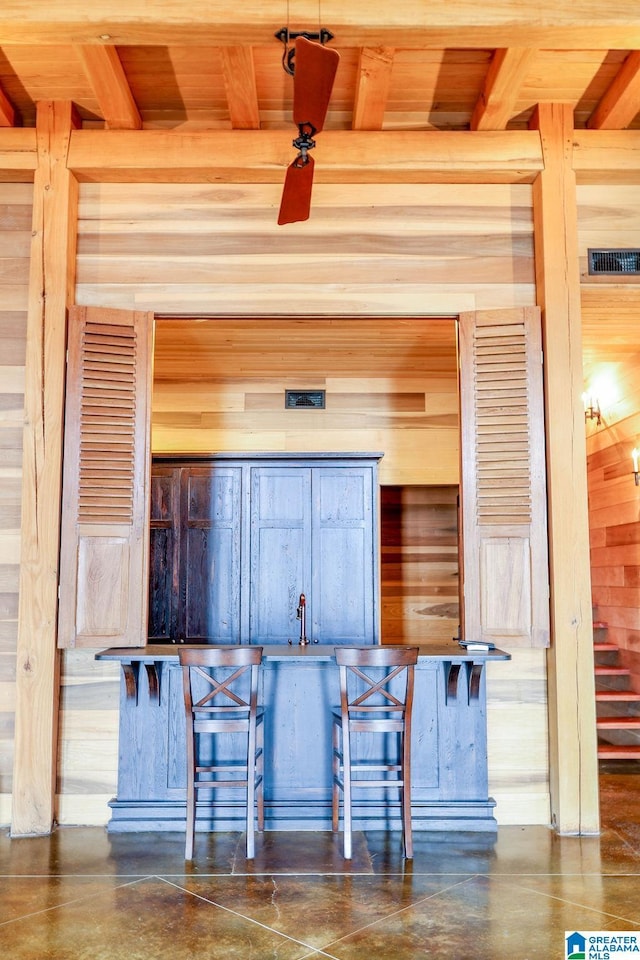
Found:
1,767 -> 640,959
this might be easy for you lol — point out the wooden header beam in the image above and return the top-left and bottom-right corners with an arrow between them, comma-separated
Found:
0,129 -> 37,180
1,125 -> 640,185
66,129 -> 544,183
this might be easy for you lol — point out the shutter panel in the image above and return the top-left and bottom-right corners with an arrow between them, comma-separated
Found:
57,306 -> 154,648
459,307 -> 549,647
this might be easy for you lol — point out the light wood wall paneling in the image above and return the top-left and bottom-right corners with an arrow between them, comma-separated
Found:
486,649 -> 550,824
76,181 -> 536,318
0,183 -> 31,822
57,650 -> 120,813
12,102 -> 79,837
531,103 -> 598,834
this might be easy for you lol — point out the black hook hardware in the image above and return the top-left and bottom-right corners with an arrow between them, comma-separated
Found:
274,27 -> 335,76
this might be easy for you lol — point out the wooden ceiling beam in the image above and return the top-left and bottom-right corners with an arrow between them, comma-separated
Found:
0,128 -> 37,180
573,129 -> 640,182
1,3 -> 640,48
220,46 -> 260,130
76,44 -> 141,130
65,128 -> 543,183
352,47 -> 395,131
3,124 -> 640,186
587,50 -> 640,130
471,48 -> 537,131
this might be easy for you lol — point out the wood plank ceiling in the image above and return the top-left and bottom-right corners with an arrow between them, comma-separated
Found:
1,3 -> 640,385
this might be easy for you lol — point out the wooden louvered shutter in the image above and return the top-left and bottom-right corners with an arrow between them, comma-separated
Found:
459,307 -> 549,647
57,306 -> 154,648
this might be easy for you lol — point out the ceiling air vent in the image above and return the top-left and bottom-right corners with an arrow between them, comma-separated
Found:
588,248 -> 640,275
285,390 -> 326,409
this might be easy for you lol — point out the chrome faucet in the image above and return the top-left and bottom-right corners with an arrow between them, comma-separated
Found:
296,593 -> 308,645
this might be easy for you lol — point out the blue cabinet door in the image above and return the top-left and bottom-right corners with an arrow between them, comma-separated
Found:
249,467 -> 313,643
183,466 -> 242,643
250,464 -> 377,644
312,467 -> 375,642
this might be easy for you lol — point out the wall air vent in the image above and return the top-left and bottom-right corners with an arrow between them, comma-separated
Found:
588,248 -> 640,275
285,390 -> 326,409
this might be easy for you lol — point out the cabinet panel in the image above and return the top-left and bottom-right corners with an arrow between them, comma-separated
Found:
182,467 -> 241,643
313,469 -> 375,641
149,468 -> 179,642
250,467 -> 312,643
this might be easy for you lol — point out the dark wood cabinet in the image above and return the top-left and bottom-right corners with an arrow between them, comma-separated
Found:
149,454 -> 381,644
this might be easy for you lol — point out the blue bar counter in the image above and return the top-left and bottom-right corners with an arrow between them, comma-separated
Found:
96,643 -> 510,833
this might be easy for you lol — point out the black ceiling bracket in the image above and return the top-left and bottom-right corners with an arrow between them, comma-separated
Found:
275,27 -> 335,76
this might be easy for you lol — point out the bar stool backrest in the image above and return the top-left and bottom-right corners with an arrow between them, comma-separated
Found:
180,645 -> 263,719
335,645 -> 418,722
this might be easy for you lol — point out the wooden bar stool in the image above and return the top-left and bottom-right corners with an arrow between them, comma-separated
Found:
179,646 -> 264,859
332,645 -> 419,859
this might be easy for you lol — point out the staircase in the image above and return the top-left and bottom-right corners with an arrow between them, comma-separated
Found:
594,620 -> 640,760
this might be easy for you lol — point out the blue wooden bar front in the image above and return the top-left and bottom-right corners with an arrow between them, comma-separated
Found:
96,644 -> 510,833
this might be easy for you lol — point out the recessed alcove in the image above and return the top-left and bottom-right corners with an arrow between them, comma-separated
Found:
151,316 -> 460,643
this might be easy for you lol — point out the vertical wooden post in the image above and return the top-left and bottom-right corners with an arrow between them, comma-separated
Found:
531,103 -> 599,834
12,102 -> 79,835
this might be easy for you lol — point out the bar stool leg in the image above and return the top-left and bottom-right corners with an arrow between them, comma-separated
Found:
332,720 -> 340,833
402,729 -> 413,858
185,730 -> 196,860
342,723 -> 353,860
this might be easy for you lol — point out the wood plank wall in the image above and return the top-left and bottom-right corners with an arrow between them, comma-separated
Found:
74,182 -> 536,316
0,183 -> 31,824
10,178 -> 551,826
381,485 -> 459,644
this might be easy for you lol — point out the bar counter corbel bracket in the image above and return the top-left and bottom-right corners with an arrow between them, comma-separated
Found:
444,659 -> 485,705
120,659 -> 163,706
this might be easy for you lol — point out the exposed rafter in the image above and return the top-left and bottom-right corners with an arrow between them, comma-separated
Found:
471,48 -> 537,130
220,46 -> 261,129
76,44 -> 141,130
352,47 -> 395,130
588,50 -> 640,129
0,84 -> 15,126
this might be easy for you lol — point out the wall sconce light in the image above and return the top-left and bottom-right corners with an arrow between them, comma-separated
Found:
582,392 -> 601,425
633,448 -> 639,486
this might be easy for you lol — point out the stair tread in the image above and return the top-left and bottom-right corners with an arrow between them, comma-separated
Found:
597,716 -> 640,728
595,665 -> 631,674
593,621 -> 609,629
594,642 -> 618,651
596,691 -> 640,701
598,744 -> 640,759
